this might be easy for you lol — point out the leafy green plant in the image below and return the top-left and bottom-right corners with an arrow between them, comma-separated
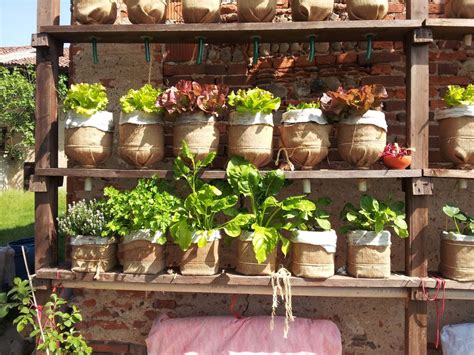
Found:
228,88 -> 281,114
289,197 -> 332,232
63,83 -> 108,117
120,84 -> 163,114
443,84 -> 474,107
104,178 -> 182,243
286,102 -> 320,111
0,278 -> 91,354
341,195 -> 408,238
170,142 -> 250,251
226,156 -> 316,263
442,204 -> 474,235
58,199 -> 109,238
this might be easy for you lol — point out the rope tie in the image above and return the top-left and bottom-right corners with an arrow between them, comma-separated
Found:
275,148 -> 295,171
421,277 -> 447,349
271,267 -> 294,338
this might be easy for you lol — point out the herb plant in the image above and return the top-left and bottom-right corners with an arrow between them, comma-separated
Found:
443,204 -> 474,235
286,101 -> 320,111
58,199 -> 109,238
226,156 -> 316,263
290,197 -> 332,232
104,178 -> 182,243
443,84 -> 474,107
228,88 -> 281,114
120,84 -> 163,114
341,195 -> 408,238
0,278 -> 92,354
170,142 -> 251,251
64,83 -> 109,117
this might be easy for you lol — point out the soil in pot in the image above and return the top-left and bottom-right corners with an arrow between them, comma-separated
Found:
440,232 -> 474,282
118,240 -> 165,275
73,0 -> 117,24
346,0 -> 388,20
70,236 -> 117,274
237,0 -> 277,22
291,0 -> 334,21
438,116 -> 474,169
182,0 -> 221,23
124,0 -> 167,24
180,241 -> 220,276
236,240 -> 277,276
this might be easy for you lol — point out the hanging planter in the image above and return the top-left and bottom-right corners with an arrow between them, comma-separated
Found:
118,85 -> 165,168
180,232 -> 221,276
64,83 -> 114,168
124,0 -> 167,24
291,0 -> 334,21
73,0 -> 118,24
346,0 -> 388,20
279,103 -> 332,170
236,235 -> 277,276
227,88 -> 281,168
445,0 -> 474,18
237,0 -> 277,22
182,0 -> 221,23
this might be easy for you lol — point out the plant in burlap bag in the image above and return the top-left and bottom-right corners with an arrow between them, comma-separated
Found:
74,0 -> 118,24
237,0 -> 277,22
124,0 -> 167,24
291,0 -> 334,21
346,0 -> 388,20
182,0 -> 221,23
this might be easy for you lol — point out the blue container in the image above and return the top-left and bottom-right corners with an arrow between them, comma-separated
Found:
8,238 -> 35,280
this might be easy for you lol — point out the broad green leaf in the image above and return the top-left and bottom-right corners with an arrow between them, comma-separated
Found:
443,204 -> 460,218
261,170 -> 285,197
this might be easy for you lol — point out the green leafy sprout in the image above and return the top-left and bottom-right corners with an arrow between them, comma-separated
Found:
228,88 -> 281,114
64,83 -> 108,117
120,84 -> 163,114
289,197 -> 332,232
286,101 -> 321,111
442,204 -> 474,235
444,84 -> 474,107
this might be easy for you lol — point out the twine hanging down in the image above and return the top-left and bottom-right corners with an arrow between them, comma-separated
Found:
271,267 -> 294,338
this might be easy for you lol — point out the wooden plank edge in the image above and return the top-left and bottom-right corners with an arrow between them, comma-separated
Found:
423,169 -> 474,179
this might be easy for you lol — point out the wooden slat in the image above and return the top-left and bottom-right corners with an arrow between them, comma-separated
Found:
34,168 -> 422,179
39,20 -> 423,44
425,18 -> 474,40
423,169 -> 474,179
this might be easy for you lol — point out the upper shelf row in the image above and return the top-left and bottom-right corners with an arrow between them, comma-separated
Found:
36,19 -> 474,45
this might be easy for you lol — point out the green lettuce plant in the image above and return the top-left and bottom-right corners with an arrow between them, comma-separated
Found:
64,83 -> 108,117
226,156 -> 316,263
443,204 -> 474,235
228,88 -> 281,114
120,84 -> 163,114
286,101 -> 320,111
58,199 -> 109,238
341,195 -> 408,238
170,142 -> 251,251
443,84 -> 474,107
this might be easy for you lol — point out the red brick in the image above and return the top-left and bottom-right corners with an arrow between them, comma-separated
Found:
437,63 -> 460,75
358,51 -> 403,65
384,100 -> 406,112
430,76 -> 471,86
361,75 -> 405,87
165,44 -> 196,62
429,4 -> 444,15
227,63 -> 248,75
294,56 -> 314,68
272,57 -> 295,69
133,320 -> 147,329
90,320 -> 129,330
91,342 -> 129,353
370,63 -> 392,75
163,63 -> 205,76
388,3 -> 404,13
315,54 -> 336,65
223,75 -> 256,86
144,310 -> 158,321
430,51 -> 467,61
206,63 -> 226,75
430,99 -> 446,110
82,299 -> 97,308
373,42 -> 394,50
337,52 -> 358,64
152,299 -> 177,309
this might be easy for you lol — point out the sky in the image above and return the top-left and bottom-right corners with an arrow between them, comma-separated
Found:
0,0 -> 71,47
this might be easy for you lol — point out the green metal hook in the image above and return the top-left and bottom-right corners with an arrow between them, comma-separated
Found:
253,37 -> 260,65
197,37 -> 205,65
144,38 -> 151,63
92,38 -> 98,64
366,34 -> 373,62
309,35 -> 316,63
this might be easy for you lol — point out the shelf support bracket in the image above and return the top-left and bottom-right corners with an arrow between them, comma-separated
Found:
91,38 -> 99,64
144,37 -> 151,63
252,37 -> 260,65
31,33 -> 51,48
412,28 -> 433,45
197,37 -> 205,65
365,34 -> 373,62
308,35 -> 316,63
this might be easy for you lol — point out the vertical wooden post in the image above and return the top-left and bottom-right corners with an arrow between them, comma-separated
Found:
405,1 -> 430,354
35,0 -> 61,271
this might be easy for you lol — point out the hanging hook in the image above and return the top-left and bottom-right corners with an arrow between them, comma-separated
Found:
92,38 -> 98,64
308,35 -> 316,63
144,37 -> 151,63
252,37 -> 260,65
197,37 -> 205,65
366,34 -> 373,62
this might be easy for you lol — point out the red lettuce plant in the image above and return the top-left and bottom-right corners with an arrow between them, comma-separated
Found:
380,143 -> 412,158
320,84 -> 388,122
156,80 -> 229,117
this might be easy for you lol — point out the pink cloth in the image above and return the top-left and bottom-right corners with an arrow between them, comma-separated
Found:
146,315 -> 342,354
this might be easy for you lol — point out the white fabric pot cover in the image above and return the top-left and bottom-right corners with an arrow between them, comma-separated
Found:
435,105 -> 474,121
120,111 -> 164,125
441,231 -> 474,242
292,230 -> 337,253
281,108 -> 329,125
229,112 -> 274,127
174,112 -> 215,125
66,111 -> 114,132
347,230 -> 391,246
122,230 -> 164,244
441,323 -> 474,355
191,230 -> 221,244
338,110 -> 387,132
71,235 -> 117,246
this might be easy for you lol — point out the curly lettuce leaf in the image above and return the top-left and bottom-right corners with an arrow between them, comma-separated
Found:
286,101 -> 320,111
444,84 -> 474,107
120,84 -> 163,114
228,88 -> 281,114
64,83 -> 108,117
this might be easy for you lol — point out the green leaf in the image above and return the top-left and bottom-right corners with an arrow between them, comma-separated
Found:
443,204 -> 460,218
63,83 -> 109,117
120,84 -> 163,114
226,156 -> 261,197
361,195 -> 375,211
280,236 -> 290,256
316,218 -> 332,231
180,141 -> 194,161
261,170 -> 286,197
224,214 -> 254,237
228,88 -> 281,114
170,220 -> 193,251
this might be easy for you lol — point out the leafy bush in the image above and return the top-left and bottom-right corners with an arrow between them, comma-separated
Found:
443,204 -> 474,235
286,101 -> 320,111
64,83 -> 108,117
58,199 -> 109,238
443,84 -> 474,107
289,197 -> 332,232
120,84 -> 163,114
228,88 -> 281,115
341,195 -> 408,238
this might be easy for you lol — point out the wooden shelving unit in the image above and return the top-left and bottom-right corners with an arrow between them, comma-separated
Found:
32,1 -> 473,353
424,168 -> 474,179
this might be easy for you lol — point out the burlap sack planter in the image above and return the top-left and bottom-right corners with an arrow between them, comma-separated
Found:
347,230 -> 391,279
291,0 -> 334,21
279,108 -> 332,169
440,231 -> 474,282
65,111 -> 114,168
337,110 -> 387,169
291,230 -> 337,279
117,230 -> 165,275
228,112 -> 274,168
173,112 -> 219,161
124,0 -> 167,24
182,0 -> 221,23
118,111 -> 165,168
237,0 -> 277,22
445,0 -> 474,18
346,0 -> 388,20
236,233 -> 277,276
435,106 -> 474,169
73,0 -> 118,24
71,236 -> 117,274
180,230 -> 221,276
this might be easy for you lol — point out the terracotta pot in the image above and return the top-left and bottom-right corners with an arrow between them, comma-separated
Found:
124,0 -> 167,24
118,240 -> 165,275
440,232 -> 474,282
438,116 -> 474,169
182,0 -> 221,23
237,0 -> 277,22
70,236 -> 117,274
236,239 -> 277,276
73,0 -> 118,24
180,240 -> 220,276
346,0 -> 388,20
383,155 -> 412,170
445,0 -> 474,18
291,0 -> 334,21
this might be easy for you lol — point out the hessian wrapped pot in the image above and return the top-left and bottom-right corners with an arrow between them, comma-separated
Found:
440,231 -> 474,282
124,0 -> 167,24
237,0 -> 277,22
180,230 -> 221,276
291,0 -> 334,21
182,0 -> 221,23
346,0 -> 388,20
71,236 -> 117,274
445,0 -> 474,18
73,0 -> 118,24
236,232 -> 277,276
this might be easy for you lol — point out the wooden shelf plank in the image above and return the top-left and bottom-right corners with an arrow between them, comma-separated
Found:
39,20 -> 422,44
35,168 -> 422,180
425,18 -> 474,40
423,169 -> 474,179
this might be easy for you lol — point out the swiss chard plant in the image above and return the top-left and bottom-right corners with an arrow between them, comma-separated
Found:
103,178 -> 183,243
442,204 -> 474,235
155,80 -> 229,117
170,142 -> 251,251
226,156 -> 317,263
443,84 -> 474,107
341,194 -> 408,238
228,88 -> 281,114
120,84 -> 163,114
63,83 -> 109,117
58,199 -> 110,238
289,197 -> 332,232
320,84 -> 388,122
286,101 -> 320,111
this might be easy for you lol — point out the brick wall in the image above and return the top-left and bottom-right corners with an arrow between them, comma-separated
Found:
67,1 -> 474,353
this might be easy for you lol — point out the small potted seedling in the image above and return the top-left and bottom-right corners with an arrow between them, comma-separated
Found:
381,143 -> 413,170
